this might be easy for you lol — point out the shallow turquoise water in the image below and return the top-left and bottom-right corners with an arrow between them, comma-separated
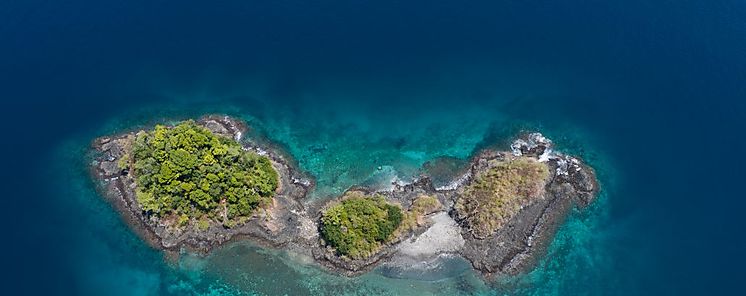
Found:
6,1 -> 744,294
49,98 -> 618,295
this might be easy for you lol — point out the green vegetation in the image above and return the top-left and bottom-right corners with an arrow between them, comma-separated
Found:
397,195 -> 443,234
455,157 -> 549,238
127,120 -> 278,228
196,218 -> 210,231
411,195 -> 441,215
117,153 -> 130,170
320,192 -> 404,259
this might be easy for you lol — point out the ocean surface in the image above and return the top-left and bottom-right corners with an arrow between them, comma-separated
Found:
1,1 -> 745,295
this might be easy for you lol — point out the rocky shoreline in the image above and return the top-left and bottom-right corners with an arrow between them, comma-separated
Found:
90,115 -> 598,278
455,133 -> 598,276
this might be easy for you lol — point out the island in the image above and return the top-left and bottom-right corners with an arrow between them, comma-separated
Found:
91,115 -> 598,278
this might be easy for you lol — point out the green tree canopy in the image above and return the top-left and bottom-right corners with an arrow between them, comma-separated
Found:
320,192 -> 403,259
129,121 -> 278,224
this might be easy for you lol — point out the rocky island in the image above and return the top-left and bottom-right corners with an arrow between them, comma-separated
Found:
91,115 -> 598,278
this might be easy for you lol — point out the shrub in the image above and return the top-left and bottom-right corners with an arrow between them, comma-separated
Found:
196,218 -> 210,231
177,214 -> 190,227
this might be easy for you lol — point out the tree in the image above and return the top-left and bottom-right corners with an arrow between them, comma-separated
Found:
128,120 -> 278,226
320,193 -> 404,259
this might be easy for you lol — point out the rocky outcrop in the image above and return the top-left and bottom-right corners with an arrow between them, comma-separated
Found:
91,116 -> 598,278
455,133 -> 598,276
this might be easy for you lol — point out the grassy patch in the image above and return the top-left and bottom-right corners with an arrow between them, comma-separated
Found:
398,195 -> 443,231
411,195 -> 441,215
455,157 -> 549,238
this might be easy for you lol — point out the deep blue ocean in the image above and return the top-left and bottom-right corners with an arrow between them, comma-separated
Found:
1,0 -> 745,295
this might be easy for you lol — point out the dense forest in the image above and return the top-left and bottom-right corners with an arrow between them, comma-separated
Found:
320,192 -> 403,259
126,121 -> 278,228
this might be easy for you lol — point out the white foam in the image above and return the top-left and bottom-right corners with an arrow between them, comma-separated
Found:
511,139 -> 527,156
255,147 -> 269,156
555,157 -> 569,176
292,178 -> 311,187
538,148 -> 553,162
436,173 -> 470,191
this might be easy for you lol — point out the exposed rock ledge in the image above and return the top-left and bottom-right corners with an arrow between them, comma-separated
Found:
90,116 -> 598,278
